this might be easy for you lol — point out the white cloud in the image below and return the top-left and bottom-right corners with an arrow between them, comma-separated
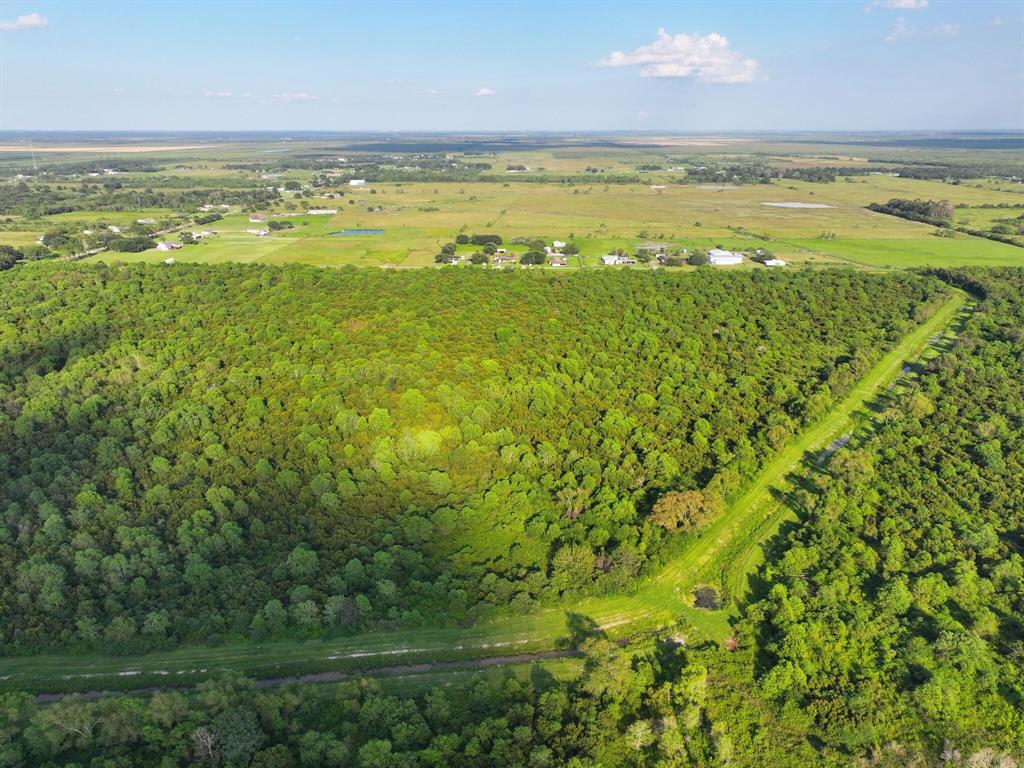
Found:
885,17 -> 915,42
598,29 -> 759,84
474,87 -> 497,97
886,17 -> 960,42
0,12 -> 48,31
270,91 -> 318,103
991,16 -> 1004,26
930,22 -> 960,38
865,0 -> 928,12
203,90 -> 317,103
636,110 -> 648,120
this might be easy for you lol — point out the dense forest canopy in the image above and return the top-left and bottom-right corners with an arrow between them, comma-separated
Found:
0,264 -> 948,653
0,267 -> 1020,768
731,267 -> 1024,759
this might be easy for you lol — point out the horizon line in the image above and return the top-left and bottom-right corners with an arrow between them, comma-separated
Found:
1,128 -> 1022,135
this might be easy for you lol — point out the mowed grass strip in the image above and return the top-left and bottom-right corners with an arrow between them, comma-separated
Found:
719,299 -> 976,605
562,289 -> 967,639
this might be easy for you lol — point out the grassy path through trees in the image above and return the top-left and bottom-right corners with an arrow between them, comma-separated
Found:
570,287 -> 970,639
2,290 -> 968,697
719,296 -> 976,605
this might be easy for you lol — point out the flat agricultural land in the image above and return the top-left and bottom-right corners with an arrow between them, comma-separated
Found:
71,175 -> 1024,270
2,136 -> 1021,271
784,236 -> 1023,268
0,144 -> 216,153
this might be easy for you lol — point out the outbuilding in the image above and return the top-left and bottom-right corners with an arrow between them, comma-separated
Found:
708,248 -> 743,266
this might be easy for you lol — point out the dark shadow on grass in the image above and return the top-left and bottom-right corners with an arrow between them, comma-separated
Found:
529,663 -> 558,692
557,612 -> 605,650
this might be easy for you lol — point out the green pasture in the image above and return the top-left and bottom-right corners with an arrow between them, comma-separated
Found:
953,205 -> 1024,233
42,208 -> 178,225
786,236 -> 1023,268
0,230 -> 42,247
82,177 -> 1002,269
10,167 -> 1020,270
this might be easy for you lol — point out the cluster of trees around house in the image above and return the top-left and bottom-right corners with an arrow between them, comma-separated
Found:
869,199 -> 1024,247
265,154 -> 493,182
0,264 -> 949,654
1,157 -> 165,177
434,235 -> 505,263
29,222 -> 164,258
436,235 -> 584,265
0,182 -> 281,219
675,164 -> 862,185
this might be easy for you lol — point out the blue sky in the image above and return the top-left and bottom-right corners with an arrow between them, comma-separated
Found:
1,0 -> 1021,131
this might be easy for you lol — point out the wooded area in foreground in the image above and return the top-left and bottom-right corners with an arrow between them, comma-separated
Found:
0,266 -> 1020,768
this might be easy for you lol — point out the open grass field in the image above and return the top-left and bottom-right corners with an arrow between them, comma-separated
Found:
3,136 -> 1020,272
952,205 -> 1024,247
1,290 -> 966,696
42,207 -> 178,225
0,229 -> 42,247
69,175 -> 1024,270
785,236 -> 1023,268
